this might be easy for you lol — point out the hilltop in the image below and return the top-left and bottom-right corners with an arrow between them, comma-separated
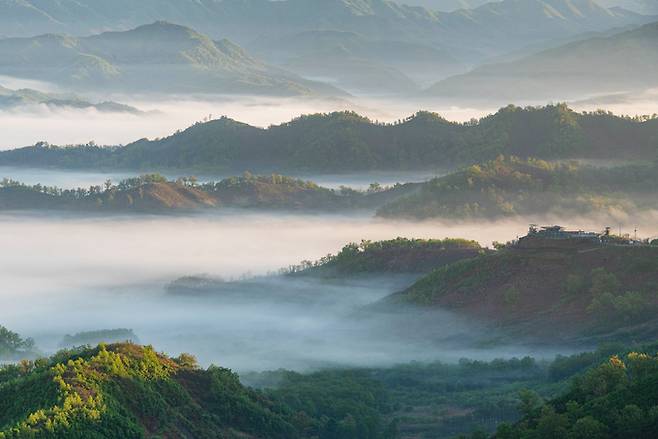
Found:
392,231 -> 658,343
0,22 -> 342,97
377,156 -> 658,220
1,105 -> 657,173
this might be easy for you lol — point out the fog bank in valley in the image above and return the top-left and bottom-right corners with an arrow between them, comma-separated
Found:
3,211 -> 656,371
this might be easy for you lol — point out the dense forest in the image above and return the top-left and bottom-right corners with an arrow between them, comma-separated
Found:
478,347 -> 658,439
378,156 -> 658,220
0,342 -> 402,439
3,340 -> 657,439
1,105 -> 656,173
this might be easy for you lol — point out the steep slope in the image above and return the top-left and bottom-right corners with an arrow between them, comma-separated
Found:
393,242 -> 658,343
1,104 -> 656,173
0,21 -> 343,96
428,20 -> 658,102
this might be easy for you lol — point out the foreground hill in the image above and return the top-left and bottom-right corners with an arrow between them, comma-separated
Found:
392,238 -> 658,343
0,343 -> 395,438
428,20 -> 658,102
0,22 -> 341,97
377,156 -> 658,220
2,105 -> 656,173
0,85 -> 142,114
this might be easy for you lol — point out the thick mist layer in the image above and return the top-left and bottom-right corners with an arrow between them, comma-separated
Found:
3,211 -> 655,371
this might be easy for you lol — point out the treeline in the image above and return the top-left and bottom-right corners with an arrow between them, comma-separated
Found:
1,104 -> 657,172
283,237 -> 484,276
4,156 -> 658,217
0,326 -> 36,361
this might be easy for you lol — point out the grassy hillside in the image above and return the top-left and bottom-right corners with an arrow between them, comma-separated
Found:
0,343 -> 397,438
377,156 -> 658,220
394,242 -> 658,342
0,22 -> 341,97
2,105 -> 656,173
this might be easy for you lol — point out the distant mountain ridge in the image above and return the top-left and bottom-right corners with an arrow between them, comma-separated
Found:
428,19 -> 658,102
0,0 -> 653,95
0,21 -> 344,96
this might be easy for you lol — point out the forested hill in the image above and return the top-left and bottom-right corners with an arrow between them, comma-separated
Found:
0,343 -> 396,438
377,156 -> 658,220
1,105 -> 657,173
0,173 -> 418,212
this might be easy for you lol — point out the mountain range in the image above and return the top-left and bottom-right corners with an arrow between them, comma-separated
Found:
428,19 -> 658,102
0,21 -> 343,96
0,0 -> 654,95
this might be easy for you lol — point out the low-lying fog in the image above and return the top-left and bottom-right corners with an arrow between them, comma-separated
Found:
3,211 -> 657,371
0,166 -> 442,191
